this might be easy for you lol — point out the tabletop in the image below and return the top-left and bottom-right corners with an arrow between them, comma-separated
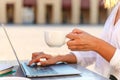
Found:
10,63 -> 109,80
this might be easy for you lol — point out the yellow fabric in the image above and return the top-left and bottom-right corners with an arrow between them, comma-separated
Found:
104,0 -> 119,9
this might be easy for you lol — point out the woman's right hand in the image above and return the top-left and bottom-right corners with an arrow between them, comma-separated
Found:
66,28 -> 99,51
28,52 -> 58,66
28,52 -> 77,66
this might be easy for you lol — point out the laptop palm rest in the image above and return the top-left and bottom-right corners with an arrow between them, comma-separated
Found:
21,62 -> 81,77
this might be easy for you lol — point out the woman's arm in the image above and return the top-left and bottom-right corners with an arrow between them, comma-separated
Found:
66,28 -> 116,62
94,38 -> 116,62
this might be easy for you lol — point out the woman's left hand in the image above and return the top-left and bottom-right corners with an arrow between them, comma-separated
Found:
66,28 -> 99,51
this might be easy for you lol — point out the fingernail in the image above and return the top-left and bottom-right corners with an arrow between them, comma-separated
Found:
30,63 -> 35,66
40,58 -> 46,61
37,62 -> 41,66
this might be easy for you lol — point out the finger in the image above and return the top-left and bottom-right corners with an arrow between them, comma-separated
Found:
32,53 -> 39,57
68,45 -> 86,51
39,58 -> 46,62
40,60 -> 54,66
40,61 -> 49,66
30,57 -> 47,66
37,62 -> 41,66
67,40 -> 73,46
29,54 -> 52,66
68,45 -> 78,51
67,39 -> 81,46
43,54 -> 52,60
28,57 -> 41,66
32,52 -> 51,60
72,28 -> 83,34
32,52 -> 43,59
32,52 -> 44,56
40,57 -> 57,66
37,59 -> 50,66
66,33 -> 80,40
36,58 -> 47,66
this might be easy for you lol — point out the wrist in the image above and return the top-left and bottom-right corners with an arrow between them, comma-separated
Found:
93,38 -> 102,52
55,55 -> 65,62
55,54 -> 77,63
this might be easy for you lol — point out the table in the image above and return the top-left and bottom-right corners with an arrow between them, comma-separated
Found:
11,64 -> 109,80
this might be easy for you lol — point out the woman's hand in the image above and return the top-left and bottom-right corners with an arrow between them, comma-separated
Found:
28,52 -> 77,66
28,52 -> 59,66
66,28 -> 99,51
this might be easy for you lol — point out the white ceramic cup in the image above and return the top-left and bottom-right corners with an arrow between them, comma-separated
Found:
44,31 -> 66,47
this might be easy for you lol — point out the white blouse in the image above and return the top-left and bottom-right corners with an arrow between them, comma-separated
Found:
72,2 -> 120,79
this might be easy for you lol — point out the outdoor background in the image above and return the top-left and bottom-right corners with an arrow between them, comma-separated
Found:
0,0 -> 110,73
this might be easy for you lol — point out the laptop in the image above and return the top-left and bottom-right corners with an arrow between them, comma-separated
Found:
2,24 -> 81,77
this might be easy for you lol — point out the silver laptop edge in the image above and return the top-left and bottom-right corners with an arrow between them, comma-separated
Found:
1,24 -> 27,77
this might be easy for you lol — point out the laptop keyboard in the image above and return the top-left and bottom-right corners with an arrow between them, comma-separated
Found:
24,63 -> 57,75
